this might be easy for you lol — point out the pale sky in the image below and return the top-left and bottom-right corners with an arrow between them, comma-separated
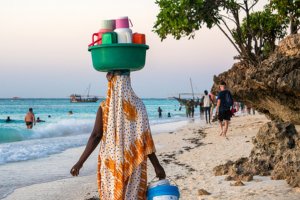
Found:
0,0 -> 267,98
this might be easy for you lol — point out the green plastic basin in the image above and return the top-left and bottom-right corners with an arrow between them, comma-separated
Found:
88,43 -> 149,72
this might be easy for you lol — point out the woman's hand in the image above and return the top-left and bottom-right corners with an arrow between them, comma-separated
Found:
154,164 -> 166,180
70,162 -> 83,176
148,152 -> 166,180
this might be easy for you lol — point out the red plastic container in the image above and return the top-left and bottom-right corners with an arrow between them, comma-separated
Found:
88,29 -> 112,47
132,33 -> 146,44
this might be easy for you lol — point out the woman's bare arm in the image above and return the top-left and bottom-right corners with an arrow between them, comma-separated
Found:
148,152 -> 166,179
70,107 -> 103,176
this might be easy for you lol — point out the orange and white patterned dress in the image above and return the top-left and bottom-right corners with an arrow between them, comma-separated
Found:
97,74 -> 156,200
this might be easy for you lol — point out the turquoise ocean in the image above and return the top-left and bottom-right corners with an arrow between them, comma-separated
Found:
0,98 -> 189,165
0,98 -> 196,199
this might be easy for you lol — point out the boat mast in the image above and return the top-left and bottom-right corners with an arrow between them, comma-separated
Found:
87,84 -> 91,97
190,78 -> 195,100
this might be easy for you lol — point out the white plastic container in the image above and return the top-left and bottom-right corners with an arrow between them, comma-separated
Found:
148,179 -> 170,189
115,28 -> 132,43
115,16 -> 133,43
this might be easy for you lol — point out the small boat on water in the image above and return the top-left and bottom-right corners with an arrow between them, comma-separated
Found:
173,78 -> 203,106
173,93 -> 202,105
70,94 -> 98,103
70,84 -> 99,103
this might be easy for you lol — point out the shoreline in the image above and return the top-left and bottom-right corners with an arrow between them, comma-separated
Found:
0,119 -> 192,200
3,114 -> 300,199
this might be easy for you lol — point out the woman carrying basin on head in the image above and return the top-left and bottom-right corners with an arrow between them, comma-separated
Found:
70,71 -> 166,200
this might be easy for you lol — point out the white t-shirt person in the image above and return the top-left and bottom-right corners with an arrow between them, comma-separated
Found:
203,94 -> 211,108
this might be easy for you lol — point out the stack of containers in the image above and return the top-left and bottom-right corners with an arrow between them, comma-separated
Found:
88,16 -> 148,72
88,19 -> 115,46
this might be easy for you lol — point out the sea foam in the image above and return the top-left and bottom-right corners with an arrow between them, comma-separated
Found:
0,119 -> 94,164
0,134 -> 89,164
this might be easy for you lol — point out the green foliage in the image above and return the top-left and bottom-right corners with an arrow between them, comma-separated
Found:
153,0 -> 219,40
236,9 -> 287,60
270,0 -> 300,17
270,0 -> 300,34
153,0 -> 293,64
153,0 -> 247,40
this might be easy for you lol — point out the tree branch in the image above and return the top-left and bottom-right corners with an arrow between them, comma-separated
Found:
216,23 -> 242,54
219,14 -> 237,24
249,0 -> 259,10
220,18 -> 235,36
237,3 -> 246,11
253,36 -> 258,55
231,9 -> 246,52
245,0 -> 252,54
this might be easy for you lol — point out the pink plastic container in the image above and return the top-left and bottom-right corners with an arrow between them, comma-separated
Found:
115,16 -> 132,29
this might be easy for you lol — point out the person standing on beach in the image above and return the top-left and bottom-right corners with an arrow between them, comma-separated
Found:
203,90 -> 212,124
70,71 -> 166,200
199,98 -> 205,120
215,81 -> 233,138
24,108 -> 36,129
185,102 -> 191,118
191,99 -> 195,118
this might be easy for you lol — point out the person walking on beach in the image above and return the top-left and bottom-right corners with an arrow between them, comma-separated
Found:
70,71 -> 166,200
203,90 -> 212,124
215,81 -> 233,138
185,102 -> 191,118
191,99 -> 195,118
24,108 -> 36,129
158,107 -> 163,118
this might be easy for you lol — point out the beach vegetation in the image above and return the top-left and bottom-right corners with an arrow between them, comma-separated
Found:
270,0 -> 300,34
235,8 -> 287,62
153,0 -> 296,65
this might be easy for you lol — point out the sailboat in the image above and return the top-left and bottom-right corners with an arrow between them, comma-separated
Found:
173,78 -> 203,105
70,84 -> 99,103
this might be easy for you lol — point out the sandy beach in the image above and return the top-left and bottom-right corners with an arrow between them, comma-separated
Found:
4,114 -> 300,200
2,1 -> 299,200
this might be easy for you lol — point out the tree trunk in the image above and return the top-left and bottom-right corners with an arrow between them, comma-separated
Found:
290,15 -> 298,34
244,0 -> 252,57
